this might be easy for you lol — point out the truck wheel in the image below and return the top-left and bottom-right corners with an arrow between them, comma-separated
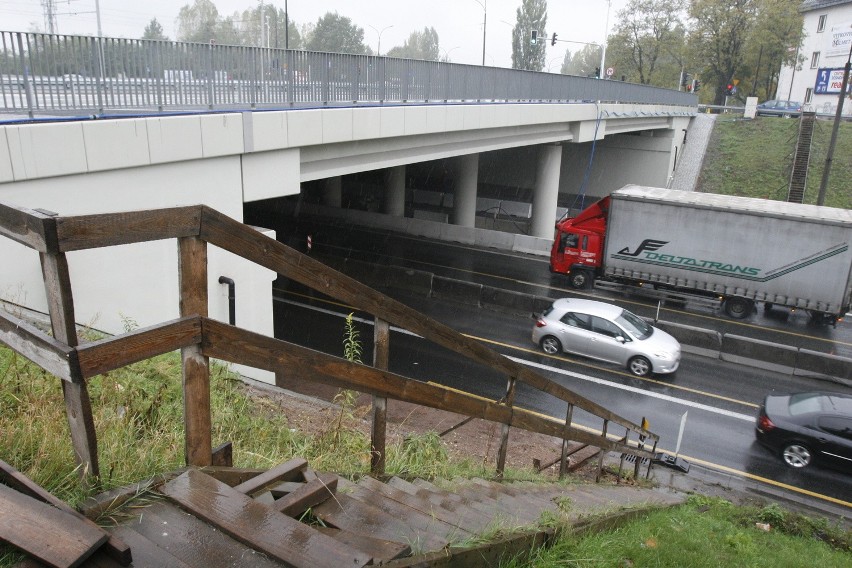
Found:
540,336 -> 562,355
724,297 -> 753,319
627,356 -> 652,377
569,270 -> 590,290
808,311 -> 837,326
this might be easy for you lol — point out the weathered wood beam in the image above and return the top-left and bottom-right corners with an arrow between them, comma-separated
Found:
76,316 -> 202,378
0,308 -> 78,382
53,206 -> 202,252
0,202 -> 52,252
178,237 -> 211,468
371,317 -> 389,476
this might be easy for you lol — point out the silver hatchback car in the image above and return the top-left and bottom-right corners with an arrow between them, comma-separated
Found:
532,298 -> 681,377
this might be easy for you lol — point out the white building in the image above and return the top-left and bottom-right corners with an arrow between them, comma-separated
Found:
777,0 -> 852,114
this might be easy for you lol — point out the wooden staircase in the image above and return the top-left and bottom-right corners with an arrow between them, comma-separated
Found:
787,111 -> 816,203
3,457 -> 683,568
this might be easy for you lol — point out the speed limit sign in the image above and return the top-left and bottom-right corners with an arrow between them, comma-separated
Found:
606,67 -> 614,77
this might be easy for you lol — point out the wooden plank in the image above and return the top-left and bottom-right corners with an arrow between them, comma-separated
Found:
0,483 -> 108,568
159,469 -> 372,568
315,527 -> 410,562
271,473 -> 338,517
0,201 -> 50,252
0,308 -> 77,382
40,251 -> 99,481
371,317 -> 389,475
53,206 -> 202,252
232,458 -> 307,496
269,481 -> 306,497
198,206 -> 654,441
211,442 -> 233,467
0,459 -> 131,566
75,317 -> 202,378
179,237 -> 210,468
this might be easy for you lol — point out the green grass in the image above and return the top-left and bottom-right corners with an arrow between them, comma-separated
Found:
502,496 -> 851,567
700,115 -> 852,210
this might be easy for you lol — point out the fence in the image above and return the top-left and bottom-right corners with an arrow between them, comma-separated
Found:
0,31 -> 696,117
0,199 -> 660,487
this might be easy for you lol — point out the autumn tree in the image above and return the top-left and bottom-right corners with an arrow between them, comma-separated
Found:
561,44 -> 603,77
511,0 -> 548,71
737,0 -> 803,100
385,28 -> 440,61
606,0 -> 686,86
305,12 -> 368,55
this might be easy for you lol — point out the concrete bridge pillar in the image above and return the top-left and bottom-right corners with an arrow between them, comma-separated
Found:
452,153 -> 479,228
530,144 -> 563,239
383,166 -> 406,216
322,176 -> 343,207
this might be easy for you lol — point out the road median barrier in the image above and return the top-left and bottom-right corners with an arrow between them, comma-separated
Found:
720,334 -> 798,374
794,349 -> 852,386
481,286 -> 537,315
385,266 -> 434,297
431,276 -> 483,306
653,321 -> 722,358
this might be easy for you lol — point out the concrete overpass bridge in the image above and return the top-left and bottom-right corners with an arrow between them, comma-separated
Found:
0,31 -> 698,383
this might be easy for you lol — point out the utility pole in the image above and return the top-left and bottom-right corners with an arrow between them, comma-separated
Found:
817,41 -> 852,206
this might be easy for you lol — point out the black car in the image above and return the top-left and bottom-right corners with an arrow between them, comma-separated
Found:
755,392 -> 852,472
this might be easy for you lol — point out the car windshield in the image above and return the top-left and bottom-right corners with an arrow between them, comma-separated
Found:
788,393 -> 824,416
614,309 -> 653,340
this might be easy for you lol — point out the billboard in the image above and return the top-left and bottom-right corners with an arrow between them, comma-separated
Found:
814,67 -> 851,94
826,21 -> 852,58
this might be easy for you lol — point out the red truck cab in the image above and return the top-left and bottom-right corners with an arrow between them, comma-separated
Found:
550,197 -> 609,289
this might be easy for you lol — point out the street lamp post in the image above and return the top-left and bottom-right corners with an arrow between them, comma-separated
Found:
599,0 -> 611,78
473,0 -> 486,66
368,24 -> 394,57
817,39 -> 852,205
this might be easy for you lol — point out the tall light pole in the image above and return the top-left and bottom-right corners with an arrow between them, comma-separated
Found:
368,24 -> 394,56
473,0 -> 486,66
598,0 -> 611,78
817,39 -> 852,205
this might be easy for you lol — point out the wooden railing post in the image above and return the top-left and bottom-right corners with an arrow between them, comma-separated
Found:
595,419 -> 609,482
558,403 -> 574,479
495,376 -> 517,478
371,317 -> 389,475
40,251 -> 99,483
178,236 -> 212,467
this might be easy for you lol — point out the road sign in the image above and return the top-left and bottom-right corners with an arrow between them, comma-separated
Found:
606,67 -> 614,77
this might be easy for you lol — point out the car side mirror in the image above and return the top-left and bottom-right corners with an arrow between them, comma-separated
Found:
615,336 -> 626,344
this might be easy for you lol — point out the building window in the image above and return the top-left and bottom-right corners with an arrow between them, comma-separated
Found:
805,88 -> 813,103
818,14 -> 827,32
811,51 -> 820,68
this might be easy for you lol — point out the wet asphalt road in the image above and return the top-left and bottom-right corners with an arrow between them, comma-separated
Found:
268,219 -> 852,510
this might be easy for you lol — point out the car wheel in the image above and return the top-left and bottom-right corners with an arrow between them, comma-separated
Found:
781,442 -> 812,468
540,336 -> 562,355
724,296 -> 753,319
627,356 -> 652,377
569,270 -> 590,289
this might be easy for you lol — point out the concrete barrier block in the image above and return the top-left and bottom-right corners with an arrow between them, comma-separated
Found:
794,349 -> 852,386
512,234 -> 551,256
533,296 -> 556,315
473,228 -> 516,250
720,334 -> 798,374
431,276 -> 482,306
408,218 -> 443,240
481,286 -> 537,315
439,223 -> 476,245
385,266 -> 433,297
654,320 -> 722,358
333,258 -> 389,288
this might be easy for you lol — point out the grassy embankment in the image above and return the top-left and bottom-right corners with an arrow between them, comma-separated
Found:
1,118 -> 851,565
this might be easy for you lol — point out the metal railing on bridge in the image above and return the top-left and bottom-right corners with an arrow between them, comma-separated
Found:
0,31 -> 696,118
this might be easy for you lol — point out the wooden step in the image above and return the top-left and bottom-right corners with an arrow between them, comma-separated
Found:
159,469 -> 371,568
0,483 -> 108,568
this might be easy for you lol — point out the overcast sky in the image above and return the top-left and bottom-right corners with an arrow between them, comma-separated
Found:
1,0 -> 628,70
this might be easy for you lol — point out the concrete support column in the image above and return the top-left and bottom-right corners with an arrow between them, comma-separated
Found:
383,165 -> 406,216
530,144 -> 563,239
452,153 -> 479,227
321,176 -> 342,207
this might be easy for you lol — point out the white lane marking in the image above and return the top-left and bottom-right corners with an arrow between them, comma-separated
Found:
277,297 -> 755,423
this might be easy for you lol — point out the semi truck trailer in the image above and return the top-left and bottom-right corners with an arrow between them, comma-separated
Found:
550,185 -> 852,325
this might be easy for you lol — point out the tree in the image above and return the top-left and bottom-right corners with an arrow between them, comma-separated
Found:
176,0 -> 220,43
385,28 -> 440,60
561,44 -> 602,76
511,0 -> 547,71
305,12 -> 368,55
606,0 -> 686,86
142,18 -> 168,41
687,0 -> 759,105
237,4 -> 302,49
738,0 -> 802,101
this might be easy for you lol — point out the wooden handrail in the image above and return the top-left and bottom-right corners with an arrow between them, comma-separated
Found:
0,308 -> 79,382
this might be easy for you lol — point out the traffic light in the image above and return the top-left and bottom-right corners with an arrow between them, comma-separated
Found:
530,30 -> 538,45
693,79 -> 701,92
551,33 -> 558,46
681,72 -> 691,87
